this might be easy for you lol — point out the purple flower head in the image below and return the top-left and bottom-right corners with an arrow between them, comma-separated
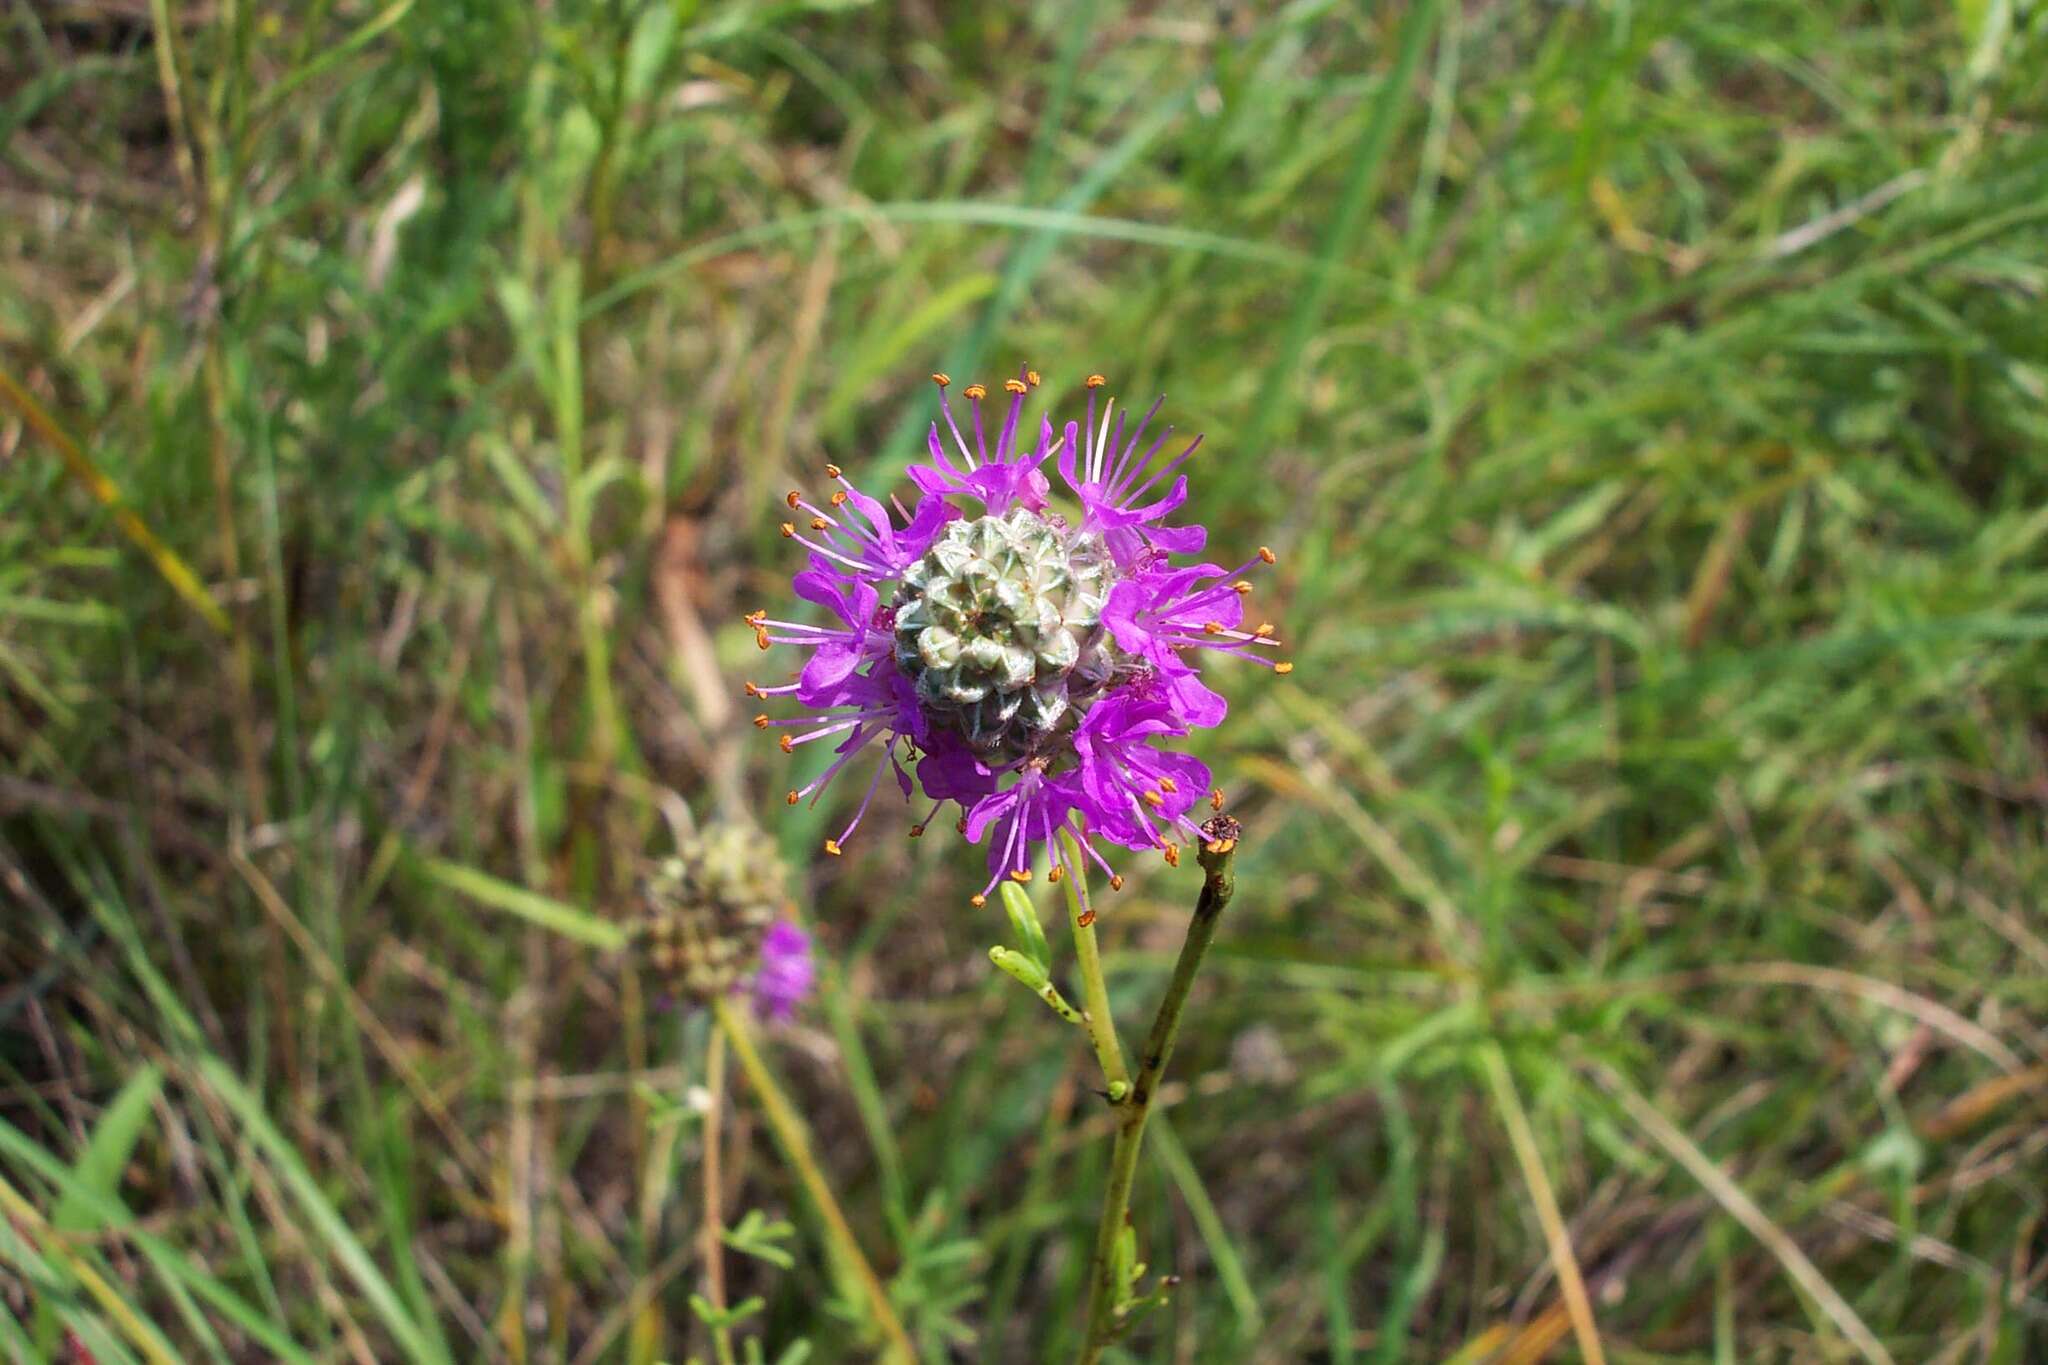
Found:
749,920 -> 815,1022
752,369 -> 1287,903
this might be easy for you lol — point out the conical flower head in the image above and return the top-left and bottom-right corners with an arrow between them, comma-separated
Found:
752,368 -> 1289,903
632,822 -> 790,1002
892,505 -> 1121,761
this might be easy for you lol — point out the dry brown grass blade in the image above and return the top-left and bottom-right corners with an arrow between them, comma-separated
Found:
1588,1061 -> 1896,1365
0,364 -> 231,635
1479,1044 -> 1607,1365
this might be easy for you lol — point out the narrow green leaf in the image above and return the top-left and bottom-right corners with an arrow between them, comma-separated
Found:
54,1064 -> 162,1232
195,1059 -> 451,1365
413,856 -> 625,950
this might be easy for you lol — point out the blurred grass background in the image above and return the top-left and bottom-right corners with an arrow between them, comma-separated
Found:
5,0 -> 2048,1360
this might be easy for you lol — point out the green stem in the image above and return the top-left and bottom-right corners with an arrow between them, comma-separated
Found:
1076,831 -> 1238,1363
1058,829 -> 1130,1096
710,997 -> 916,1363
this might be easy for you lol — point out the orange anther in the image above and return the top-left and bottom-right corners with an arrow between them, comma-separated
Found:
825,463 -> 843,478
829,489 -> 847,506
786,790 -> 800,805
1010,868 -> 1032,883
908,823 -> 926,838
970,893 -> 987,907
1210,788 -> 1225,811
1077,907 -> 1097,927
779,735 -> 794,753
1258,546 -> 1276,564
1203,621 -> 1225,634
1026,369 -> 1041,387
963,383 -> 987,401
1254,623 -> 1275,638
1274,661 -> 1295,674
1109,874 -> 1125,891
786,490 -> 803,508
1047,865 -> 1064,883
824,839 -> 843,856
1142,790 -> 1165,809
753,714 -> 770,728
1159,776 -> 1178,793
932,373 -> 950,387
1233,580 -> 1253,594
1085,374 -> 1107,389
1004,379 -> 1028,395
810,518 -> 828,530
779,522 -> 796,538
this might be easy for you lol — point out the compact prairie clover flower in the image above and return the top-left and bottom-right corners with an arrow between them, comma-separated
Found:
632,822 -> 815,1021
748,369 -> 1288,906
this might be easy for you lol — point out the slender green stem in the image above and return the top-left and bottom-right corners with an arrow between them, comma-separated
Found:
1076,831 -> 1239,1363
1057,829 -> 1130,1095
709,997 -> 916,1363
700,1025 -> 737,1365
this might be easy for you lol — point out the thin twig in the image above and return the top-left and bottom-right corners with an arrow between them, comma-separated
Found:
700,1024 -> 737,1365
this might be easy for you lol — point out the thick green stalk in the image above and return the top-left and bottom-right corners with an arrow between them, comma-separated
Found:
1076,830 -> 1238,1362
1058,830 -> 1130,1095
710,997 -> 916,1363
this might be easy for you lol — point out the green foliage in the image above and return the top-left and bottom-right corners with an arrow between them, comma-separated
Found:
4,0 -> 2047,1360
